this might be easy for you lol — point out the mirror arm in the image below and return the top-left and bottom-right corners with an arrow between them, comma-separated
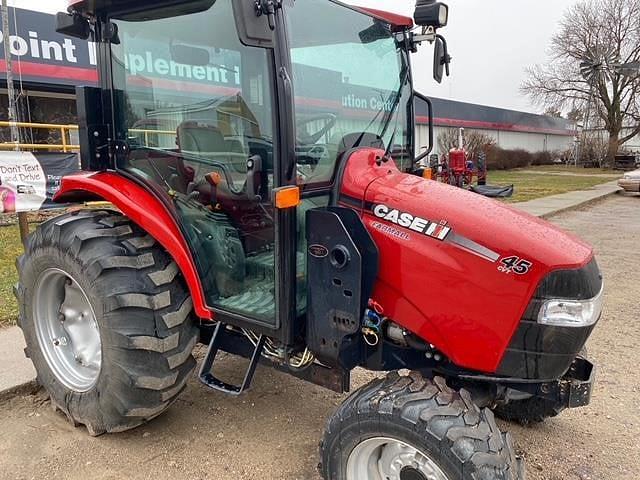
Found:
414,92 -> 434,164
409,26 -> 436,52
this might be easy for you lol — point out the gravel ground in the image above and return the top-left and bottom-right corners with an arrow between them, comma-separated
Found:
0,193 -> 638,480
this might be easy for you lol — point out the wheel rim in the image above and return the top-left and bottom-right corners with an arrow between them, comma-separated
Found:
33,268 -> 102,392
346,437 -> 450,480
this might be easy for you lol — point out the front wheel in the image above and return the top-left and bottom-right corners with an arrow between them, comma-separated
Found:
319,371 -> 524,480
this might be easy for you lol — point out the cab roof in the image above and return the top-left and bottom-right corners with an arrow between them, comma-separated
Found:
68,0 -> 414,30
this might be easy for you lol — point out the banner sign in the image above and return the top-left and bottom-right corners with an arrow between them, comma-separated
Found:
0,151 -> 79,212
0,7 -> 98,86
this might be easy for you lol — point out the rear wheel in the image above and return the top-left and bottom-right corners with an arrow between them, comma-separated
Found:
319,371 -> 524,480
15,210 -> 198,435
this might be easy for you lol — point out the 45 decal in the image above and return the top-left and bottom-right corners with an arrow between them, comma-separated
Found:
498,256 -> 533,275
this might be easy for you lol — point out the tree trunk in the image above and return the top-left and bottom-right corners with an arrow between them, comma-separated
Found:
605,133 -> 619,167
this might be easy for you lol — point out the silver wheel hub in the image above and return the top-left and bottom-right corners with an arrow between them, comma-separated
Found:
34,268 -> 102,392
346,437 -> 450,480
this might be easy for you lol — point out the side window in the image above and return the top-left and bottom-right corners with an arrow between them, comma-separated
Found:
109,2 -> 279,324
287,1 -> 411,190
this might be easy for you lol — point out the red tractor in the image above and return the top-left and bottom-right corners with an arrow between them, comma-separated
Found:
434,129 -> 488,188
16,1 -> 601,478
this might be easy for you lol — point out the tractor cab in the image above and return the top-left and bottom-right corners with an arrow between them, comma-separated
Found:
59,0 -> 448,341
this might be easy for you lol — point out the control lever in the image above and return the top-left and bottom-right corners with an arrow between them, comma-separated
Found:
246,155 -> 263,202
204,172 -> 222,210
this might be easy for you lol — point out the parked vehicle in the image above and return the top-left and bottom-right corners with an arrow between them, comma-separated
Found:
15,1 -> 603,479
614,153 -> 640,171
619,168 -> 640,192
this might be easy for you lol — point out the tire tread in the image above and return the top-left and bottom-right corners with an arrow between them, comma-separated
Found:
319,372 -> 523,480
16,210 -> 198,435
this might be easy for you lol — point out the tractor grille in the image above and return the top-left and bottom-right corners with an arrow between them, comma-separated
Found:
496,258 -> 602,380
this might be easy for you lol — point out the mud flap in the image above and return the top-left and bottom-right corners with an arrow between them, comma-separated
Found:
305,207 -> 378,369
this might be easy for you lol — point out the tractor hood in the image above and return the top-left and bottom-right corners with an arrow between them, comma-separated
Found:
336,149 -> 594,374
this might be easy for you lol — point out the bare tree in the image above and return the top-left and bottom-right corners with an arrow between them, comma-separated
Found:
437,128 -> 496,159
579,132 -> 609,167
522,0 -> 640,163
544,107 -> 564,118
567,108 -> 584,123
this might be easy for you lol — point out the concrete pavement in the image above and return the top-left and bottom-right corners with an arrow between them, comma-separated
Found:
514,180 -> 622,218
0,326 -> 37,400
0,180 -> 624,399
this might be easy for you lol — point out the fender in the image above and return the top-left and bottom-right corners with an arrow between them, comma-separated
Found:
54,172 -> 213,320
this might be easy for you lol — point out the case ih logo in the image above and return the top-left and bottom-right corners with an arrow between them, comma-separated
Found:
372,204 -> 451,241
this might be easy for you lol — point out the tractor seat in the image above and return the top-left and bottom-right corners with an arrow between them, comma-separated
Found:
177,122 -> 248,182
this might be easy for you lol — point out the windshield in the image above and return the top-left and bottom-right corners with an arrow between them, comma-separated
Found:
286,0 -> 413,187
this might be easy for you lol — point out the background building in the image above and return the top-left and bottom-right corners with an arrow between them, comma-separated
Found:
0,6 -> 578,156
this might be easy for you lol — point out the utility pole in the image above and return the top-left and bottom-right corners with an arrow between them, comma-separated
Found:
1,0 -> 29,245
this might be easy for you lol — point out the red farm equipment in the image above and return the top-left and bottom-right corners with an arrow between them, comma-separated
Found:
429,128 -> 487,188
15,1 -> 601,478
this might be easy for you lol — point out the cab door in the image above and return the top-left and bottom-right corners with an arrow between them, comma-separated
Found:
107,0 -> 294,332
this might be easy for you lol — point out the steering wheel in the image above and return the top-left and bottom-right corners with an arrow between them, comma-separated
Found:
296,113 -> 337,145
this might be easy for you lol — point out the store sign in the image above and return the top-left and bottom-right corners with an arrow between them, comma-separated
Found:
0,151 -> 79,212
0,7 -> 98,86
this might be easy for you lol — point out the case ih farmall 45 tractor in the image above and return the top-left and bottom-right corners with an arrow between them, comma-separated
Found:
15,1 -> 601,478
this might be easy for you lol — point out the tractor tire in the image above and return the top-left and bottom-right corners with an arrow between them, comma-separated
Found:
492,397 -> 564,426
493,348 -> 588,426
319,371 -> 524,480
15,209 -> 198,436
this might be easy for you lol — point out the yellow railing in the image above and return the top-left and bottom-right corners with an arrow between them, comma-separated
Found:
0,121 -> 79,152
0,121 -> 176,153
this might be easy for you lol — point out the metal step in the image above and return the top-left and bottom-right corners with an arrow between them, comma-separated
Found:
198,322 -> 264,396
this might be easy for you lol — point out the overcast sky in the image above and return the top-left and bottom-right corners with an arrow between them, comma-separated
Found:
12,0 -> 579,113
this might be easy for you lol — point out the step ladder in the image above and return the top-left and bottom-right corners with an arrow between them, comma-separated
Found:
198,322 -> 265,396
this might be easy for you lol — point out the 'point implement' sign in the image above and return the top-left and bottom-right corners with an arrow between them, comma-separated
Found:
0,7 -> 99,86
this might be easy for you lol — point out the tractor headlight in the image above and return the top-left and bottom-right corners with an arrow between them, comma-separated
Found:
538,286 -> 604,327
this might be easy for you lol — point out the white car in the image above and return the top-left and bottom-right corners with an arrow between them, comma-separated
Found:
619,168 -> 640,192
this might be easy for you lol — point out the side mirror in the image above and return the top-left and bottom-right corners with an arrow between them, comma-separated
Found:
433,35 -> 451,83
56,12 -> 91,40
414,92 -> 434,164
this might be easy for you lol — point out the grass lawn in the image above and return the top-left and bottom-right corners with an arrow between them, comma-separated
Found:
523,165 -> 618,176
489,170 -> 616,203
0,224 -> 25,328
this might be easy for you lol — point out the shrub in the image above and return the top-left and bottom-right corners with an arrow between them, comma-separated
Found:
486,146 -> 532,170
531,150 -> 554,166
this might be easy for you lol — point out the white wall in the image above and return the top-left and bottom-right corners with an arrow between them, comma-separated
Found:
416,125 -> 574,157
585,127 -> 640,153
621,127 -> 640,152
